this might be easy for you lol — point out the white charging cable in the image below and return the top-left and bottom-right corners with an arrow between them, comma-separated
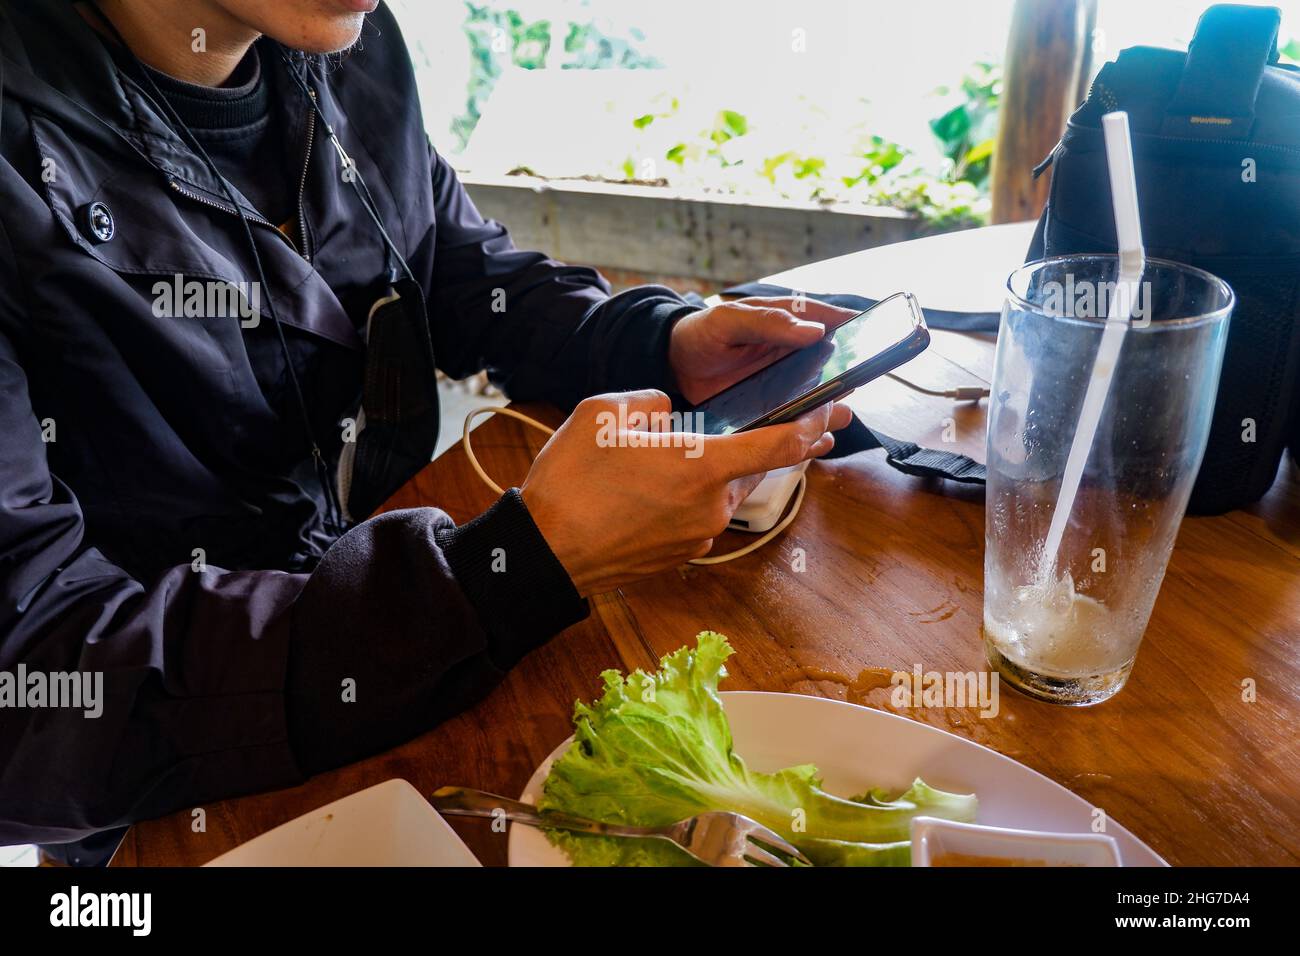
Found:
885,372 -> 989,401
460,406 -> 806,567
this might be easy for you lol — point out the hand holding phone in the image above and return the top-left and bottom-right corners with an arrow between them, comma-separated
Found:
686,292 -> 929,435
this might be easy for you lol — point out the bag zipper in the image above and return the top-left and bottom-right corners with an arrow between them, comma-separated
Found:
1032,75 -> 1116,180
1031,145 -> 1059,180
1077,78 -> 1300,155
1089,77 -> 1121,114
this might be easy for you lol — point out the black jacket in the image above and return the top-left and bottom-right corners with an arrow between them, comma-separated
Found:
0,0 -> 695,843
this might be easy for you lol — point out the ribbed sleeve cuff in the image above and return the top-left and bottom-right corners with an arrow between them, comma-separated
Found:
595,291 -> 697,397
435,488 -> 589,667
636,298 -> 697,394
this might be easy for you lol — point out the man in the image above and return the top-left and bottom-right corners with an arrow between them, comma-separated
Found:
0,0 -> 852,848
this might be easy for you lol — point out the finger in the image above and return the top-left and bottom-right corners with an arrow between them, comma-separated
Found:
601,388 -> 672,416
737,296 -> 858,329
717,302 -> 827,348
792,399 -> 834,434
810,431 -> 835,457
827,401 -> 854,431
580,388 -> 673,432
703,405 -> 833,480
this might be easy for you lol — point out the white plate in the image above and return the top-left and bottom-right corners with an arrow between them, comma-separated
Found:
206,778 -> 480,867
509,691 -> 1166,867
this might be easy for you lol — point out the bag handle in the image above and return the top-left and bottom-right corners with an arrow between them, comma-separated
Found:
820,414 -> 987,485
1161,4 -> 1281,139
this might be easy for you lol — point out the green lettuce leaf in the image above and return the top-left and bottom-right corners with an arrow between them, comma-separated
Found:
540,631 -> 976,866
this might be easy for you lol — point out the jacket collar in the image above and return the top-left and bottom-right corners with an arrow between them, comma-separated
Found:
3,1 -> 366,351
4,1 -> 321,219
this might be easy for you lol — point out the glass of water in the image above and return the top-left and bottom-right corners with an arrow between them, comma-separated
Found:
984,255 -> 1233,705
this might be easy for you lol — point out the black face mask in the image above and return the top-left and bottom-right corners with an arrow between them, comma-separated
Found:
337,276 -> 440,521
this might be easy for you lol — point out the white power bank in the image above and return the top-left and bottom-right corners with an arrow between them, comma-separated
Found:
728,460 -> 810,533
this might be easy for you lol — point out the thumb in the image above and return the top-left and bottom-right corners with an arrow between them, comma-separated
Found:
718,302 -> 826,349
737,296 -> 860,331
703,405 -> 835,481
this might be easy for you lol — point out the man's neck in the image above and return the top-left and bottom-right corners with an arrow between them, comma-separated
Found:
81,0 -> 260,87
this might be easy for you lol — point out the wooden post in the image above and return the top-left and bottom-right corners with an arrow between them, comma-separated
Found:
991,0 -> 1097,224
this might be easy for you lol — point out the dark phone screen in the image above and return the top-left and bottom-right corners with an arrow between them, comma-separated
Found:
688,295 -> 922,435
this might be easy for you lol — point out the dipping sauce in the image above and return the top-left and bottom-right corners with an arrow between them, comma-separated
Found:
930,852 -> 1064,867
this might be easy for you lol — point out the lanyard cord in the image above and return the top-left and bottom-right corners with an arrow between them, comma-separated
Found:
85,4 -> 345,531
277,49 -> 417,288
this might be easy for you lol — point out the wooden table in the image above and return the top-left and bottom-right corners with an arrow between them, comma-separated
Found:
113,224 -> 1300,867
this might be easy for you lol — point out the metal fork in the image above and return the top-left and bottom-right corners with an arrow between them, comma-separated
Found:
430,786 -> 811,867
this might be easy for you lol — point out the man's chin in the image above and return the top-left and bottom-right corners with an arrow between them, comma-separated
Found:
283,14 -> 366,55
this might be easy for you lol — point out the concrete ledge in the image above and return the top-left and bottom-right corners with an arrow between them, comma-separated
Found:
461,174 -> 927,289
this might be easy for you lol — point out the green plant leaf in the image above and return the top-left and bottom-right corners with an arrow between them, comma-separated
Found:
793,156 -> 826,179
965,137 -> 995,166
760,151 -> 795,183
930,104 -> 971,146
719,109 -> 749,137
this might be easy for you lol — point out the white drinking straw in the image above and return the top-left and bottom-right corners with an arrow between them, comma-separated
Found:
1037,111 -> 1146,581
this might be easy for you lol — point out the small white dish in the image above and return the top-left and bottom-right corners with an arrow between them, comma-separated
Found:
205,778 -> 480,867
911,816 -> 1121,867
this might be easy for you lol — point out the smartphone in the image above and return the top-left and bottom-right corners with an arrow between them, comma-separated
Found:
688,292 -> 929,435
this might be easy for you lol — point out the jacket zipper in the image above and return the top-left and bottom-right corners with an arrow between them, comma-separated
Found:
296,90 -> 318,263
167,95 -> 320,259
166,178 -> 298,249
